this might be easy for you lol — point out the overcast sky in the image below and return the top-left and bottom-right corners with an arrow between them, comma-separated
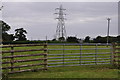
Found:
1,2 -> 118,40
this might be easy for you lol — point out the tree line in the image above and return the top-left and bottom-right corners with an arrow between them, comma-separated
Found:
64,35 -> 120,43
1,21 -> 120,44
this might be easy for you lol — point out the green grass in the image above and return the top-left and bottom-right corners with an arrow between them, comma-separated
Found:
7,65 -> 118,78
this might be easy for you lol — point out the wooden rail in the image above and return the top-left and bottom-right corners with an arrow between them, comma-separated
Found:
112,43 -> 120,67
1,43 -> 48,74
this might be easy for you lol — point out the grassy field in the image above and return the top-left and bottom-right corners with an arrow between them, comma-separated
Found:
1,44 -> 119,79
6,65 -> 119,79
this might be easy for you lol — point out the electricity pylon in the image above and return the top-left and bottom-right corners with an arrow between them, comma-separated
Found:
54,5 -> 67,41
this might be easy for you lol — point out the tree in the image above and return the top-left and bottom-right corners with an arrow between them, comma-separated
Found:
0,20 -> 14,42
94,36 -> 102,43
58,37 -> 65,41
1,21 -> 11,34
52,38 -> 56,41
66,36 -> 78,43
84,36 -> 90,43
14,28 -> 27,41
93,36 -> 107,43
117,35 -> 120,42
2,33 -> 14,42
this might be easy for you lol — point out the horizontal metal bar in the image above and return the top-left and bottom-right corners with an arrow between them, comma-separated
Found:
48,59 -> 63,62
81,55 -> 110,58
96,58 -> 111,60
81,53 -> 111,55
48,58 -> 110,62
48,60 -> 110,65
48,64 -> 80,67
81,60 -> 110,63
48,56 -> 80,59
48,53 -> 80,56
48,55 -> 110,59
48,62 -> 80,65
48,49 -> 80,50
48,43 -> 112,46
80,58 -> 110,60
96,63 -> 111,65
48,53 -> 111,56
48,48 -> 111,51
48,63 -> 111,68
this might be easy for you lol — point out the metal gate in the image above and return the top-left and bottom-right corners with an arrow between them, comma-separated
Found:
47,43 -> 112,67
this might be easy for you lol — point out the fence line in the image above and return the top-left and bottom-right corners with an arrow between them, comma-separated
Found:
1,43 -> 113,74
1,43 -> 48,74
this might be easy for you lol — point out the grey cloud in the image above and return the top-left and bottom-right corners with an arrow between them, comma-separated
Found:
2,2 -> 118,40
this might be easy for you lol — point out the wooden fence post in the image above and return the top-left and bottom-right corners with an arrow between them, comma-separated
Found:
112,43 -> 116,66
44,43 -> 47,70
116,43 -> 120,68
11,46 -> 14,72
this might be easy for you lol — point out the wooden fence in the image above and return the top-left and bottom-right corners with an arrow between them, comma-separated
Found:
112,43 -> 120,67
1,44 -> 48,74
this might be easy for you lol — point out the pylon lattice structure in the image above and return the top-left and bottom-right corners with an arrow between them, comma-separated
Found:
55,5 -> 67,41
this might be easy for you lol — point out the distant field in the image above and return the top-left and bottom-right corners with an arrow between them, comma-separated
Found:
2,44 -> 119,78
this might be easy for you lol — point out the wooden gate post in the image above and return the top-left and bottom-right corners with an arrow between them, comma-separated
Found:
11,46 -> 14,72
44,43 -> 48,70
112,43 -> 116,65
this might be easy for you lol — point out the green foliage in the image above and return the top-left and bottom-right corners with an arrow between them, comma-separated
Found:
1,21 -> 11,33
84,36 -> 90,43
2,33 -> 14,42
93,36 -> 118,43
66,36 -> 79,43
58,37 -> 65,41
0,21 -> 14,42
14,28 -> 27,41
117,35 -> 120,42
